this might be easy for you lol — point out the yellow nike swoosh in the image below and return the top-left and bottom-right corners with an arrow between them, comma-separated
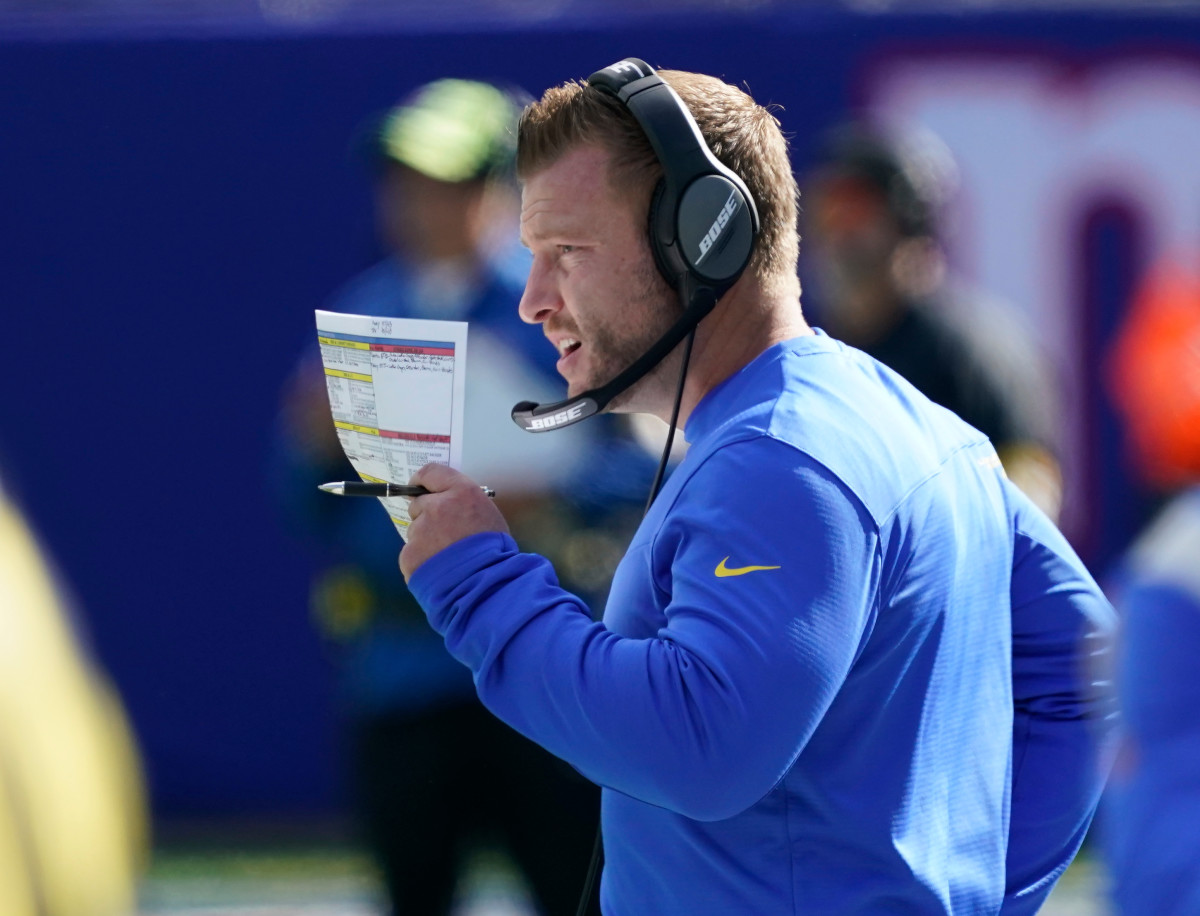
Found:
714,556 -> 782,578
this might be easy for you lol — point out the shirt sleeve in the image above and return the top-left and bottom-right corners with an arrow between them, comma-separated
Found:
1001,482 -> 1119,915
408,438 -> 880,821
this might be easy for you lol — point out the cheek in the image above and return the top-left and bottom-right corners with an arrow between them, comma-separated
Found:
561,261 -> 607,320
633,256 -> 679,322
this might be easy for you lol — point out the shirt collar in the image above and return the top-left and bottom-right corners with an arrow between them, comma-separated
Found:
684,329 -> 840,445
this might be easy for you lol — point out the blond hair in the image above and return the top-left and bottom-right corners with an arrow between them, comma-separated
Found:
517,68 -> 799,290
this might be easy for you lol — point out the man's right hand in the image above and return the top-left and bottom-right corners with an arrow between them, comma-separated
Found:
399,463 -> 510,581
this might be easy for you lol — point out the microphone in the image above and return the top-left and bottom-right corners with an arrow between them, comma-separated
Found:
510,287 -> 717,432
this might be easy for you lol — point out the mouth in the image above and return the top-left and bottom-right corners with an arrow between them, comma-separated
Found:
554,336 -> 582,374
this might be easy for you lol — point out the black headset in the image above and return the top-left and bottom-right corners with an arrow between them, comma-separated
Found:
511,58 -> 760,432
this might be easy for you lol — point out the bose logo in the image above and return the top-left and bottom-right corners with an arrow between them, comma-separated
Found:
530,402 -> 587,430
696,191 -> 741,265
609,60 -> 649,79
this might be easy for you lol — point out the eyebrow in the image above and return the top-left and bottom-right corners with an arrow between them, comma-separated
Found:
519,217 -> 586,251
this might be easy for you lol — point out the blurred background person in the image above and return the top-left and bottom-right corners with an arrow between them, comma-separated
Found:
0,469 -> 147,916
272,77 -> 656,915
802,122 -> 1064,521
1101,256 -> 1200,916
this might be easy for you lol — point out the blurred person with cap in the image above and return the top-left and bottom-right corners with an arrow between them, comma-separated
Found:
803,123 -> 1064,521
1102,257 -> 1200,916
274,77 -> 654,916
0,470 -> 147,916
274,75 -> 657,912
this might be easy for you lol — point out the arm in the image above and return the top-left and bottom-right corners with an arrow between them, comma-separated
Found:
405,443 -> 879,820
1002,483 -> 1118,915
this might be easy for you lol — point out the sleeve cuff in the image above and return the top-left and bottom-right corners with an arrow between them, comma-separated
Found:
407,531 -> 520,628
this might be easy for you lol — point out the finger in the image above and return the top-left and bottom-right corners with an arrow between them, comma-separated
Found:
409,462 -> 467,493
399,515 -> 430,581
398,541 -> 416,581
406,493 -> 426,521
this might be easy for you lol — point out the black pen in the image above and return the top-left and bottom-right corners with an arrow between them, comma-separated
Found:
319,481 -> 496,498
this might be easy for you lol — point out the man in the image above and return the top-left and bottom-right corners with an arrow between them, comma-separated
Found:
273,78 -> 658,915
1102,257 -> 1200,915
803,124 -> 1064,521
397,64 -> 1115,915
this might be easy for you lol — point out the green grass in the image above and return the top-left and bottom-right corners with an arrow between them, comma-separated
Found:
137,833 -> 1110,915
146,845 -> 375,881
139,838 -> 383,912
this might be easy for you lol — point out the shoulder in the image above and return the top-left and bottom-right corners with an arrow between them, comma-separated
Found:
714,337 -> 991,525
642,433 -> 881,592
679,432 -> 872,521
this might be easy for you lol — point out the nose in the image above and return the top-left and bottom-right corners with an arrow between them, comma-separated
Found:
517,255 -> 562,326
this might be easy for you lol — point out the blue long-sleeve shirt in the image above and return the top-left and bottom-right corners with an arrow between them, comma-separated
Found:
410,333 -> 1115,914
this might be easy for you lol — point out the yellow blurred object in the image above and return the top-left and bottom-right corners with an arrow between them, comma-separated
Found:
310,565 -> 376,639
0,487 -> 147,916
996,441 -> 1064,523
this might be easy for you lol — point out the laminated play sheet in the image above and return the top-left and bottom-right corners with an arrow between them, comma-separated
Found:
315,309 -> 467,538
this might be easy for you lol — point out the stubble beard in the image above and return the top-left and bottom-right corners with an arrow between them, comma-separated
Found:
591,261 -> 683,415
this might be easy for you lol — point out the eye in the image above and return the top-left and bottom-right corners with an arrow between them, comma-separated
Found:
558,244 -> 577,255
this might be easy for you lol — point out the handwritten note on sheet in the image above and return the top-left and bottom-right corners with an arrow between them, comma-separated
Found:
315,310 -> 468,540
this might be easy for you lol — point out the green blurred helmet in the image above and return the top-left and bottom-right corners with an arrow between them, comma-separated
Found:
370,78 -> 525,184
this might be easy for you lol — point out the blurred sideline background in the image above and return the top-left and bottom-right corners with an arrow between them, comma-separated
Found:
3,0 -> 1196,912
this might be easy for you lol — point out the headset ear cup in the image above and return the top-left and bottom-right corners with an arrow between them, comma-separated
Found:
676,174 -> 756,288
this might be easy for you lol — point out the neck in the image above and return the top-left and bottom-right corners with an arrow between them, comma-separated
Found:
654,276 -> 811,429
